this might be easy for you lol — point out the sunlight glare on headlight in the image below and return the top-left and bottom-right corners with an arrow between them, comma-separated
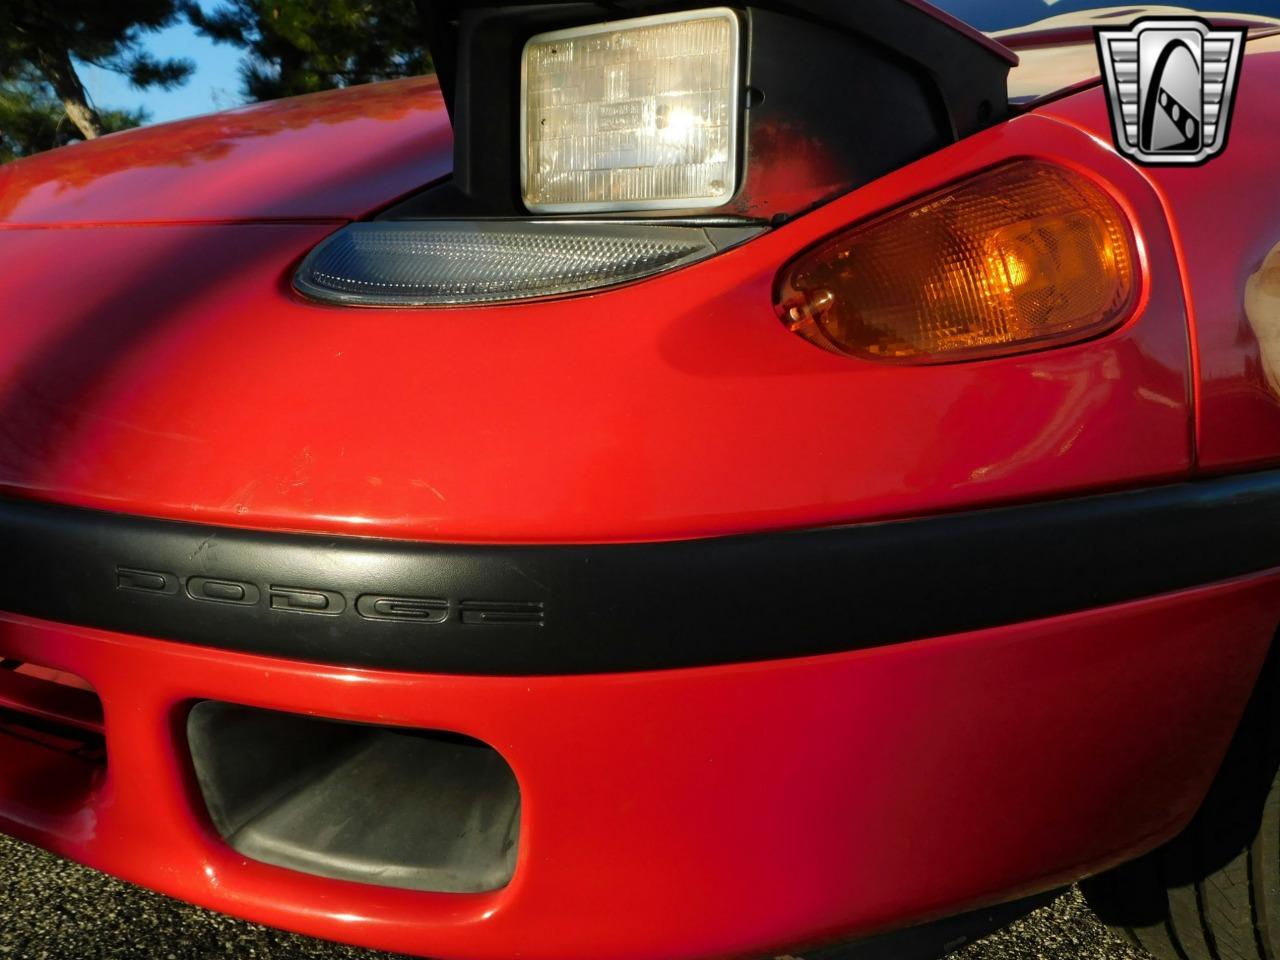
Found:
521,8 -> 741,213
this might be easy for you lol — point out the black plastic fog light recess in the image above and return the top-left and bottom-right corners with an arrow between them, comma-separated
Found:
187,701 -> 521,893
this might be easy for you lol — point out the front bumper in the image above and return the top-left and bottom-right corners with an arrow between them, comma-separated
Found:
2,475 -> 1279,960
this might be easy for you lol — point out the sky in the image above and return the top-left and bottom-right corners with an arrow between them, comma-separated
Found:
78,19 -> 245,126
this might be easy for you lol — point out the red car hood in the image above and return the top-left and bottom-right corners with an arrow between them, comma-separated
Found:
0,76 -> 452,225
998,6 -> 1280,103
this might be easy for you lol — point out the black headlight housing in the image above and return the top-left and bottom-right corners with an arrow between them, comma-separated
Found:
409,0 -> 1016,222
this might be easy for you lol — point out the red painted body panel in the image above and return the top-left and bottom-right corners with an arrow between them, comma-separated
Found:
1038,43 -> 1280,475
1,574 -> 1276,960
0,114 -> 1191,543
0,77 -> 450,225
2,36 -> 1279,960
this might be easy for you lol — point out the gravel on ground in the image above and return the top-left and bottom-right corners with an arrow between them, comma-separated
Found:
0,832 -> 1144,960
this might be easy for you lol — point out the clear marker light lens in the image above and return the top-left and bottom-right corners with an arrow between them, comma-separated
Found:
293,221 -> 760,307
522,8 -> 741,213
776,161 -> 1138,362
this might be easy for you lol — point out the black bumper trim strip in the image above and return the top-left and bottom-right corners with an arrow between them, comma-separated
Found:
0,471 -> 1277,675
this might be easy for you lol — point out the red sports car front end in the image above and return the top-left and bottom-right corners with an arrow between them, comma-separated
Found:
4,3 -> 1280,958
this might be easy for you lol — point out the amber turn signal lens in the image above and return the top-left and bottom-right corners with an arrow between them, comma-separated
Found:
776,161 -> 1137,362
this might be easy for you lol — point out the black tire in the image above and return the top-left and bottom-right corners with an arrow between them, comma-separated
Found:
1082,639 -> 1280,960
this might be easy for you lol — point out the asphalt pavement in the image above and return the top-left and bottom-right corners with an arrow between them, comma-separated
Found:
0,832 -> 1146,960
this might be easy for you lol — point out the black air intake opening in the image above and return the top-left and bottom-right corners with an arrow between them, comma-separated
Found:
187,701 -> 520,893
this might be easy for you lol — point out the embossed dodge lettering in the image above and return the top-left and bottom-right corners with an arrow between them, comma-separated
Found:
115,565 -> 545,625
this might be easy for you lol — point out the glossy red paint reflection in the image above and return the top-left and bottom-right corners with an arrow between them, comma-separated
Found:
0,574 -> 1275,960
0,47 -> 1272,960
0,77 -> 451,225
0,115 -> 1191,543
1039,42 -> 1280,475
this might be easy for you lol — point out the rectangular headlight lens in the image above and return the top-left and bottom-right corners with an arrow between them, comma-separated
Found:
521,8 -> 741,214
